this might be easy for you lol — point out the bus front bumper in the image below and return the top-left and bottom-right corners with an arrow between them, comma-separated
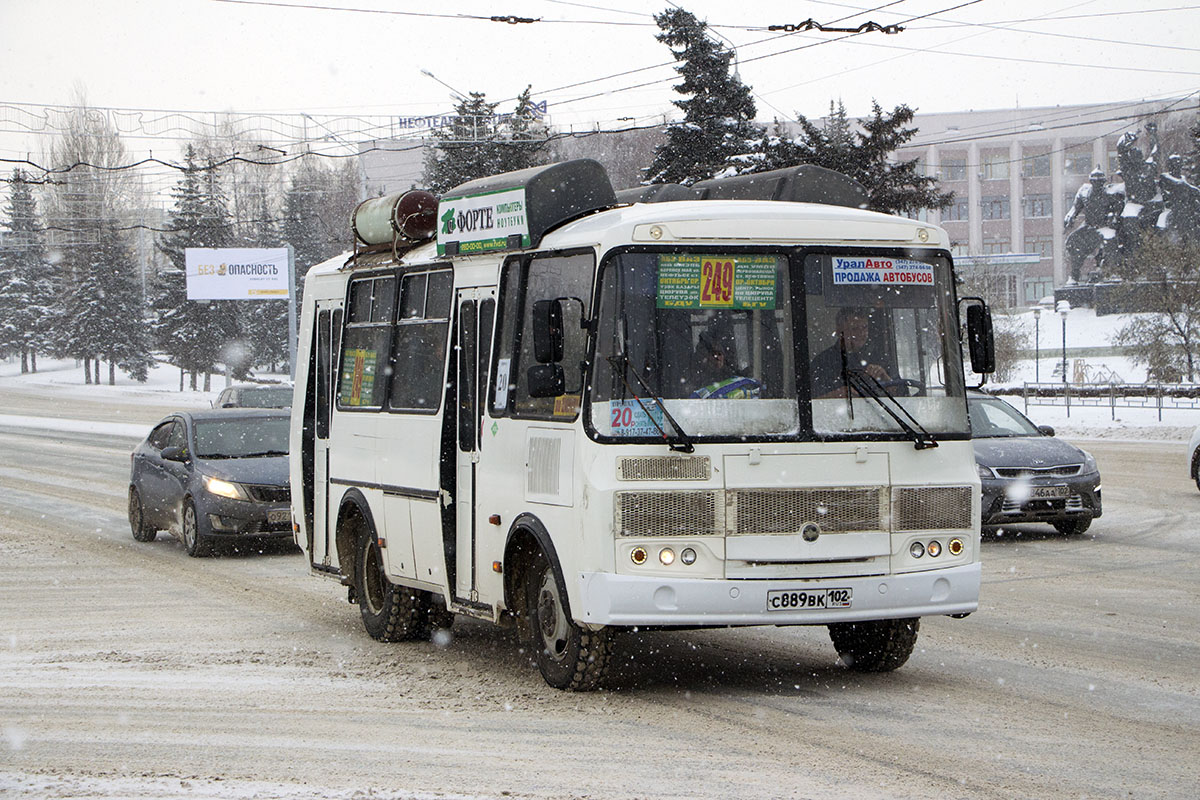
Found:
577,563 -> 980,627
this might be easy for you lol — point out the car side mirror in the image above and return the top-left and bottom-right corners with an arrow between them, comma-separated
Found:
161,446 -> 189,462
526,363 -> 565,398
1037,425 -> 1055,437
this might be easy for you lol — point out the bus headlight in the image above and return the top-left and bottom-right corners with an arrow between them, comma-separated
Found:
630,547 -> 648,565
927,540 -> 942,557
909,541 -> 925,558
659,547 -> 675,566
680,547 -> 697,565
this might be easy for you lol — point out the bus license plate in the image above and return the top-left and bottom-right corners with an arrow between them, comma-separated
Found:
1031,485 -> 1071,499
767,588 -> 853,611
267,509 -> 291,524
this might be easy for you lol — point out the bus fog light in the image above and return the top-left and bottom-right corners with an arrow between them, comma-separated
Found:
680,547 -> 697,565
948,537 -> 964,556
659,548 -> 675,566
630,547 -> 648,565
927,540 -> 942,557
909,541 -> 925,558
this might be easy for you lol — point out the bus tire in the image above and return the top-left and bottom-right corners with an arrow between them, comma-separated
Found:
525,551 -> 611,691
355,530 -> 425,642
828,617 -> 919,672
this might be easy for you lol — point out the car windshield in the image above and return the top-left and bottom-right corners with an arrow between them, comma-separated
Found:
193,417 -> 290,458
969,396 -> 1042,437
237,386 -> 293,408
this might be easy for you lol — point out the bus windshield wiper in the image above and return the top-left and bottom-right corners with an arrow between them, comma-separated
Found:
607,355 -> 695,453
844,370 -> 939,450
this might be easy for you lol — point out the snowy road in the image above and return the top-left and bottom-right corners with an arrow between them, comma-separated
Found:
1,388 -> 1199,799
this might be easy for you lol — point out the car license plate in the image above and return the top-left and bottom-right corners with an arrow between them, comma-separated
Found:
267,509 -> 291,524
1031,485 -> 1071,499
767,588 -> 852,611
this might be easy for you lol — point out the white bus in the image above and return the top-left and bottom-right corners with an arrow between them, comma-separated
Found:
290,160 -> 995,690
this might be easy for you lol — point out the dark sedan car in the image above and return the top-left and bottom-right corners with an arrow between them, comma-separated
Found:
128,409 -> 293,556
969,391 -> 1102,534
213,383 -> 293,409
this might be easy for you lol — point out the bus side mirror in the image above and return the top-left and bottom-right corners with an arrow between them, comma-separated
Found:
965,300 -> 995,375
532,299 -> 564,364
526,364 -> 565,397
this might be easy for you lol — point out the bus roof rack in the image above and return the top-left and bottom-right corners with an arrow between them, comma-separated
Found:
440,159 -> 616,253
614,164 -> 868,209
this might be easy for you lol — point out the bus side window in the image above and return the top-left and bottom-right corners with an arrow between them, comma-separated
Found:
337,275 -> 397,409
494,251 -> 593,421
389,270 -> 453,413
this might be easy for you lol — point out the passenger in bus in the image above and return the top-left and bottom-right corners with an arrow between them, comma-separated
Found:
809,306 -> 892,399
689,326 -> 761,399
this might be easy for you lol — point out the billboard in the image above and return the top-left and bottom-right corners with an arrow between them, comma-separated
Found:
185,248 -> 290,300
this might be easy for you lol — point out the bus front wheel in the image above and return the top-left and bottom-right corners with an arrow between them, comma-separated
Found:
525,552 -> 612,691
355,531 -> 426,642
828,617 -> 919,672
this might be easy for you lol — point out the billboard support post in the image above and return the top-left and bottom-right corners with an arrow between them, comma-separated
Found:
287,244 -> 297,381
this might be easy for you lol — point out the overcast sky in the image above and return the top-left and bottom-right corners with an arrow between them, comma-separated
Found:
1,0 -> 1198,162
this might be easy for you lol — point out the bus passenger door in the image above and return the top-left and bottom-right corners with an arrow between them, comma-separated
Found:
454,290 -> 495,601
310,302 -> 341,569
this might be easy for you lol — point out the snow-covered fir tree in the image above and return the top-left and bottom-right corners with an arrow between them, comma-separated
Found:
742,101 -> 952,217
281,156 -> 358,294
0,170 -> 54,373
239,194 -> 290,373
422,89 -> 550,194
156,146 -> 239,390
643,8 -> 761,186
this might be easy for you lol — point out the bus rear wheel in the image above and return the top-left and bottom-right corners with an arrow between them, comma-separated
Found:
525,552 -> 611,691
828,617 -> 919,672
355,531 -> 426,642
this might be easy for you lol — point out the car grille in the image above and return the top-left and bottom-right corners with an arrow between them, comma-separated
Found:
244,484 -> 290,503
994,464 -> 1082,478
1001,494 -> 1085,514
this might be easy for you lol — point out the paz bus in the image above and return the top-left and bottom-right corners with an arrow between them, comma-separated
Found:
289,159 -> 995,690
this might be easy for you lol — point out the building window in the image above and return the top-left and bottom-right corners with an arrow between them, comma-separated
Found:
981,152 -> 1009,181
981,196 -> 1010,220
1021,153 -> 1052,178
1025,234 -> 1054,259
982,238 -> 1011,256
951,242 -> 969,257
1064,147 -> 1094,176
942,199 -> 969,221
940,158 -> 967,181
1023,194 -> 1052,218
1025,278 -> 1054,305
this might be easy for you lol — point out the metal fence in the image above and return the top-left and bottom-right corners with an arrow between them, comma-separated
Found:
1011,383 -> 1200,420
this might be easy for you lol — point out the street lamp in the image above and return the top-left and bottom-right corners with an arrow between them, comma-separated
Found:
1056,299 -> 1071,384
1033,306 -> 1041,383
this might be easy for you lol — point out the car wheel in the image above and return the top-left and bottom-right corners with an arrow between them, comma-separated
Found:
1192,450 -> 1200,492
182,500 -> 212,557
525,551 -> 612,691
1053,517 -> 1092,535
128,487 -> 156,542
354,529 -> 426,642
828,617 -> 919,672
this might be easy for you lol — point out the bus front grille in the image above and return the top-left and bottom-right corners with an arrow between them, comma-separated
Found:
892,486 -> 972,531
728,488 -> 884,534
615,491 -> 723,537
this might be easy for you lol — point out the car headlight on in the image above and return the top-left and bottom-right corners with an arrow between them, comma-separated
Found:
976,462 -> 994,479
203,475 -> 248,500
1080,449 -> 1098,474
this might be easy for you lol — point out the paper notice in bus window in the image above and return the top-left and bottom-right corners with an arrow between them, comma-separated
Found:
554,394 -> 581,417
339,348 -> 378,406
656,254 -> 777,310
494,358 -> 511,408
608,399 -> 665,437
831,256 -> 934,286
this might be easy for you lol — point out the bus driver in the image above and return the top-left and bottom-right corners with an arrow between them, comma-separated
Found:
809,307 -> 892,399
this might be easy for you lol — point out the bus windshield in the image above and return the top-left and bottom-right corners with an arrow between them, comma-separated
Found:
588,249 -> 968,442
